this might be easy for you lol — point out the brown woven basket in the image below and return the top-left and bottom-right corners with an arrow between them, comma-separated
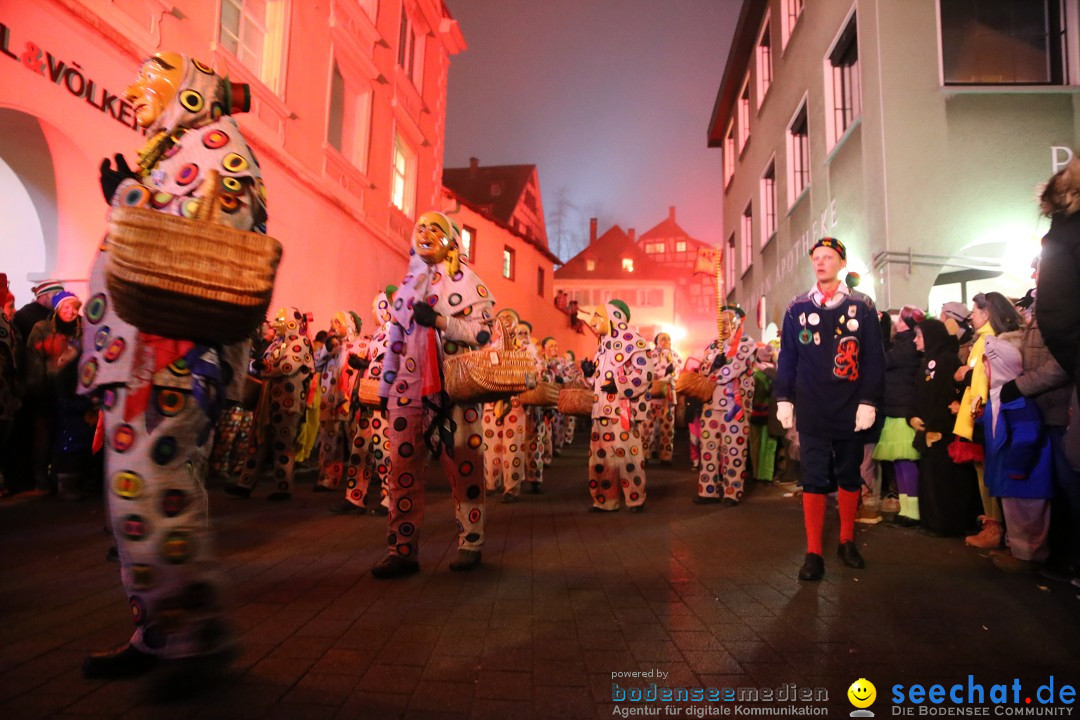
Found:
518,381 -> 560,407
444,349 -> 536,404
650,379 -> 669,398
675,370 -> 716,402
558,387 -> 594,417
358,377 -> 381,407
104,172 -> 281,342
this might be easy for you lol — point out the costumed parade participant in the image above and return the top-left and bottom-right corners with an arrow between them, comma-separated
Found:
226,307 -> 314,500
642,332 -> 682,466
78,52 -> 268,688
775,237 -> 885,581
330,291 -> 394,514
695,306 -> 756,505
540,337 -> 572,457
561,350 -> 583,444
374,211 -> 495,578
481,309 -> 531,502
582,300 -> 654,512
313,311 -> 362,492
516,321 -> 551,494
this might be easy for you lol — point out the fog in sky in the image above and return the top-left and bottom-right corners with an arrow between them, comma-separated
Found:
444,0 -> 743,261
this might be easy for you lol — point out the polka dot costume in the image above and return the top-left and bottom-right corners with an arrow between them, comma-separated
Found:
641,347 -> 683,462
697,333 -> 756,503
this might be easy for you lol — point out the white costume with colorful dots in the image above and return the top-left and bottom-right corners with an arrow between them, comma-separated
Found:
642,347 -> 682,462
697,331 -> 756,502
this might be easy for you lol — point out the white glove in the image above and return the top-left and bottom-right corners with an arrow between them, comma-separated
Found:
854,403 -> 877,432
776,401 -> 794,430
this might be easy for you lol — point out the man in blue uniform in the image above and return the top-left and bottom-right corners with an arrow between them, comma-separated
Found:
774,238 -> 885,581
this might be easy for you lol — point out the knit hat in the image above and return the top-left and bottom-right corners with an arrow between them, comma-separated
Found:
809,237 -> 846,260
33,280 -> 63,298
940,302 -> 969,324
52,290 -> 78,310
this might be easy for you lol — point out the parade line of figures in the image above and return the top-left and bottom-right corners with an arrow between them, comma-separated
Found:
1,51 -> 1079,698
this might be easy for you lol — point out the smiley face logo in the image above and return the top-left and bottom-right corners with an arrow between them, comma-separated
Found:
848,678 -> 876,710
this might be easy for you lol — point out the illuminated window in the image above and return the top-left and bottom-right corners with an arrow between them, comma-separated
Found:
787,101 -> 810,204
725,234 -> 737,292
941,0 -> 1068,85
622,258 -> 635,272
503,246 -> 515,279
827,11 -> 861,148
397,5 -> 426,92
328,60 -> 372,172
756,12 -> 773,107
737,77 -> 751,152
586,259 -> 596,272
741,203 -> 753,273
676,241 -> 687,253
391,134 -> 416,217
220,0 -> 289,94
537,267 -> 545,297
723,121 -> 735,188
461,225 -> 475,260
761,159 -> 777,245
782,0 -> 805,50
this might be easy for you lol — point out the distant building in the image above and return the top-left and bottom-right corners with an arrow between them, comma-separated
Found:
707,0 -> 1079,324
0,0 -> 465,326
554,207 -> 721,360
441,159 -> 591,356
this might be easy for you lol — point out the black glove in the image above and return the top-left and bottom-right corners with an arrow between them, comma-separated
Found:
347,354 -> 370,371
412,302 -> 439,328
251,359 -> 266,374
554,376 -> 565,385
600,380 -> 617,394
380,396 -> 389,412
99,153 -> 137,202
581,359 -> 596,378
999,379 -> 1023,404
710,354 -> 727,372
665,365 -> 675,376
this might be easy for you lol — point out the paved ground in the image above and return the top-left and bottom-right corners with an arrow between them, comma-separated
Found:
2,432 -> 1078,719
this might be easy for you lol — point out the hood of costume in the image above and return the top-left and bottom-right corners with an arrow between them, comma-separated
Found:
265,306 -> 314,378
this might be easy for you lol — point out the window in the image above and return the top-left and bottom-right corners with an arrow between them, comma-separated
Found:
782,0 -> 805,50
723,121 -> 736,188
756,13 -> 773,107
503,247 -> 515,279
537,267 -> 545,296
397,5 -> 426,91
220,0 -> 288,93
327,60 -> 372,171
941,0 -> 1068,85
391,134 -> 417,217
491,182 -> 502,197
737,77 -> 751,152
523,188 -> 537,212
787,101 -> 810,204
675,241 -> 687,253
761,159 -> 777,245
639,289 -> 664,307
741,203 -> 753,273
461,225 -> 475,260
725,234 -> 737,292
827,11 -> 861,147
586,259 -> 596,272
622,258 -> 635,272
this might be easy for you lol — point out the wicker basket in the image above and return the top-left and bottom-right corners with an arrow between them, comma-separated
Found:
675,370 -> 716,402
558,387 -> 594,417
104,172 -> 281,343
650,379 -> 669,398
357,377 -> 381,407
444,349 -> 536,404
518,381 -> 560,407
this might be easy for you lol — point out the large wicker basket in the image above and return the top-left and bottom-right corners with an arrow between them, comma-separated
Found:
650,379 -> 669,398
104,173 -> 281,343
558,387 -> 594,417
357,377 -> 381,407
518,381 -> 560,407
444,349 -> 536,404
675,370 -> 716,402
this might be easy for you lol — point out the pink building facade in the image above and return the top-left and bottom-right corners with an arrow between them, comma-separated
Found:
0,0 -> 464,329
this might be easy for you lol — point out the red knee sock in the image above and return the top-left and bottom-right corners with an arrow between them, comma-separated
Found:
803,493 -> 826,555
838,487 -> 860,543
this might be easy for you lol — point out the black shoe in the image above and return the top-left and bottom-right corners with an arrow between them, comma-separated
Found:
589,505 -> 618,513
369,505 -> 389,516
894,515 -> 920,528
82,643 -> 158,679
267,492 -> 291,502
798,553 -> 825,581
837,541 -> 865,569
371,554 -> 420,579
628,505 -> 644,513
313,484 -> 334,493
449,549 -> 482,572
328,500 -> 363,515
660,460 -> 672,467
722,498 -> 739,507
529,481 -> 543,494
501,493 -> 518,504
105,546 -> 118,562
693,496 -> 722,505
150,647 -> 236,703
224,484 -> 251,499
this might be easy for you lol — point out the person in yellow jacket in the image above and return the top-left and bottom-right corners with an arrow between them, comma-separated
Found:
953,292 -> 1024,548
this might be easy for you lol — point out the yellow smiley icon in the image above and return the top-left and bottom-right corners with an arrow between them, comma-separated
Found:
848,678 -> 877,709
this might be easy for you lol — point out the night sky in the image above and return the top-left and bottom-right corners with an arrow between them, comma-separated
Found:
443,0 -> 743,262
